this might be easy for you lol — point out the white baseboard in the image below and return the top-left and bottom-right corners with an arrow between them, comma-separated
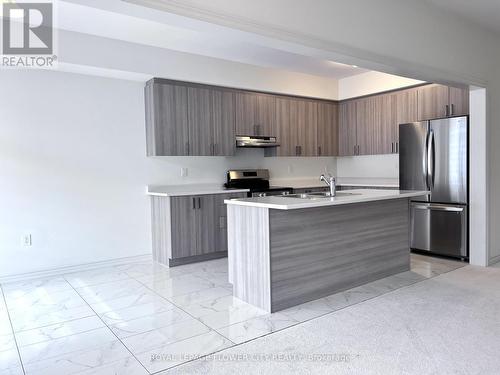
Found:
0,254 -> 151,284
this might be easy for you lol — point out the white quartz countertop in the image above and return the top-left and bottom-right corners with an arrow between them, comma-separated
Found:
147,184 -> 249,197
224,189 -> 429,210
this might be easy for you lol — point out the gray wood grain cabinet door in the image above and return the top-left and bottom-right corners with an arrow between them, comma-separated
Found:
449,86 -> 469,117
393,88 -> 418,153
145,82 -> 189,156
297,100 -> 318,156
197,195 -> 217,255
378,94 -> 395,154
274,97 -> 298,156
187,86 -> 212,156
338,100 -> 357,156
317,102 -> 338,156
356,97 -> 376,155
235,92 -> 276,136
235,92 -> 257,136
212,90 -> 236,156
215,193 -> 246,252
417,84 -> 449,120
170,196 -> 198,258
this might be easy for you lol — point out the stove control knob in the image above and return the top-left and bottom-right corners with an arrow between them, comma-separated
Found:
282,191 -> 290,196
259,193 -> 266,197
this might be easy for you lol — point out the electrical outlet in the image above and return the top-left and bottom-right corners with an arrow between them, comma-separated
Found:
180,167 -> 188,177
22,234 -> 32,247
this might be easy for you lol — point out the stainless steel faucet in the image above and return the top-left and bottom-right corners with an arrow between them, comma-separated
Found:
320,174 -> 337,197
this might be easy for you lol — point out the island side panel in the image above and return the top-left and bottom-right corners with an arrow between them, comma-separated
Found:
269,198 -> 410,312
227,205 -> 272,312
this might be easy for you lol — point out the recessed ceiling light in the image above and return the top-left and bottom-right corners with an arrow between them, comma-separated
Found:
351,65 -> 358,68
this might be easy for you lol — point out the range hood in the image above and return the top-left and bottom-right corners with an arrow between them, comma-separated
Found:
236,135 -> 280,148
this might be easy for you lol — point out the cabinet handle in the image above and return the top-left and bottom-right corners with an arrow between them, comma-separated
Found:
445,104 -> 449,117
210,143 -> 214,156
396,142 -> 399,153
298,145 -> 302,156
192,197 -> 196,209
214,143 -> 218,155
451,103 -> 455,116
185,142 -> 190,155
318,146 -> 322,156
353,145 -> 356,155
197,197 -> 201,209
391,142 -> 394,153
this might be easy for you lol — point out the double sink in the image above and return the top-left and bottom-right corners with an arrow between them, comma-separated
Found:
285,191 -> 361,200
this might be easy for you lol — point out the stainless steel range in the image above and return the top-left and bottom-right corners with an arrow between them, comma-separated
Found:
225,169 -> 293,197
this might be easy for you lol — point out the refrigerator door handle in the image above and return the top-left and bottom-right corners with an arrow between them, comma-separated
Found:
427,130 -> 435,190
423,132 -> 429,190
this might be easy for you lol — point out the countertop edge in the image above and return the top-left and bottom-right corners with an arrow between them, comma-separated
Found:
224,191 -> 429,210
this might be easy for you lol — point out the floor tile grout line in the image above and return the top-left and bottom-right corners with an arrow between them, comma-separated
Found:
0,285 -> 26,375
66,281 -> 152,375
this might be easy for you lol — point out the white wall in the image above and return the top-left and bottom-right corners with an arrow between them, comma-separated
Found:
0,69 -> 336,277
338,71 -> 424,100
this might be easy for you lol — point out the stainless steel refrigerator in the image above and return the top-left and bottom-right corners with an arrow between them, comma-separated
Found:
399,116 -> 468,260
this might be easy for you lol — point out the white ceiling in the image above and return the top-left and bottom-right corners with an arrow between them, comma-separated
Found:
57,0 -> 367,79
424,0 -> 500,35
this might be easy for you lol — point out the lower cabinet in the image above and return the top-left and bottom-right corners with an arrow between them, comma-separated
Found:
151,192 -> 246,266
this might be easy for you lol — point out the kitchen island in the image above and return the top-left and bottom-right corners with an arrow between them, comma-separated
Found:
225,189 -> 428,312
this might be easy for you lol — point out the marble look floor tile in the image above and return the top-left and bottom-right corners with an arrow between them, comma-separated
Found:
136,330 -> 233,373
4,288 -> 86,313
182,295 -> 251,319
18,327 -> 116,364
0,335 -> 15,353
1,277 -> 72,295
279,298 -> 336,322
0,366 -> 24,375
75,279 -> 146,304
23,339 -> 130,375
411,255 -> 466,278
109,308 -> 192,339
0,316 -> 12,338
15,316 -> 105,347
122,318 -> 210,354
216,313 -> 298,344
100,299 -> 175,325
75,356 -> 148,375
10,304 -> 96,333
168,287 -> 232,307
197,302 -> 268,329
64,268 -> 133,288
124,263 -> 190,281
0,349 -> 21,371
90,290 -> 170,315
145,275 -> 217,298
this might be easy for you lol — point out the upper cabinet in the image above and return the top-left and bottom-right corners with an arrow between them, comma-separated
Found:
235,92 -> 276,136
338,100 -> 357,156
417,84 -> 469,120
338,84 -> 467,156
145,80 -> 235,156
317,102 -> 339,156
145,79 -> 468,158
145,82 -> 189,156
268,97 -> 329,157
